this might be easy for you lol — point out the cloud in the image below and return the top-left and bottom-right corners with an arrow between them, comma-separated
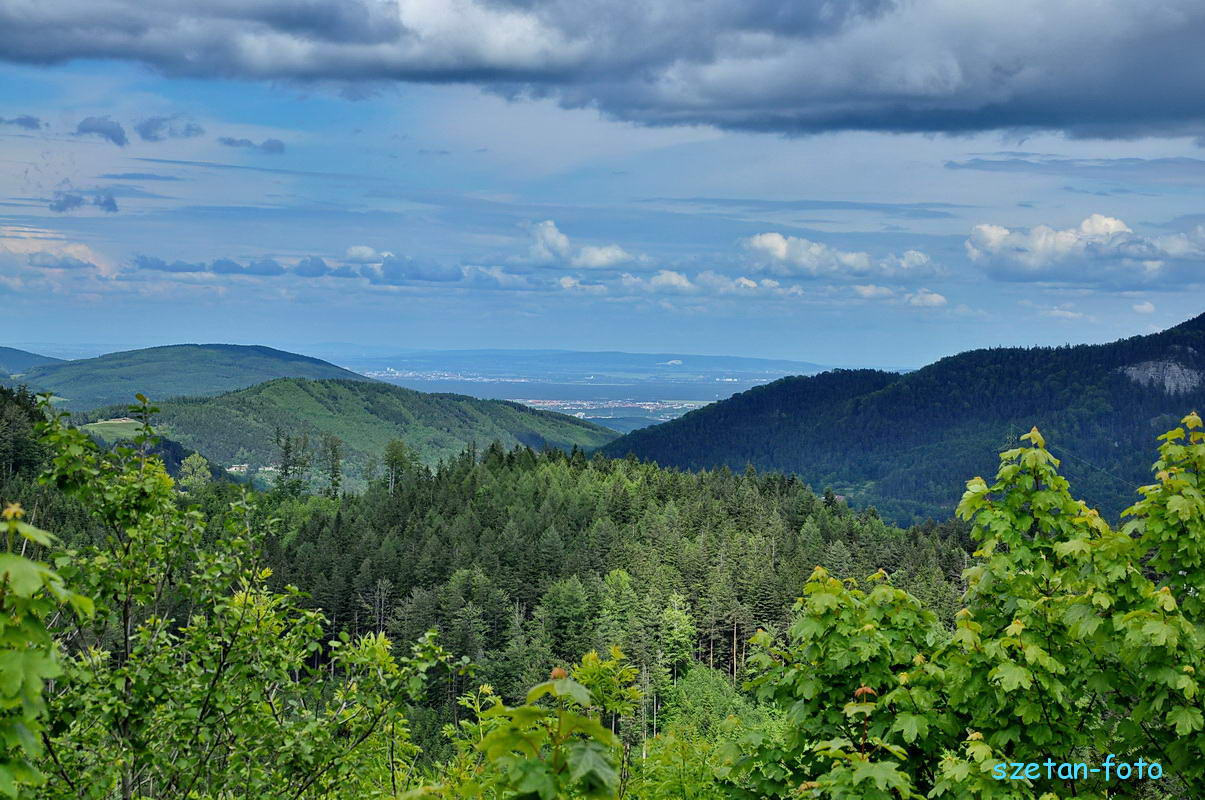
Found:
744,232 -> 936,281
135,114 -> 205,142
26,252 -> 95,270
905,288 -> 947,308
620,269 -> 696,294
345,245 -> 391,263
48,192 -> 85,213
366,255 -> 464,283
246,258 -> 285,276
853,284 -> 894,298
134,255 -> 207,273
558,275 -> 607,294
523,220 -> 638,269
210,258 -> 245,274
218,136 -> 285,154
1133,300 -> 1156,314
8,2 -> 1205,139
293,256 -> 329,277
965,213 -> 1205,284
74,116 -> 128,146
527,220 -> 572,264
92,190 -> 119,213
0,115 -> 43,130
571,244 -> 633,269
48,189 -> 119,213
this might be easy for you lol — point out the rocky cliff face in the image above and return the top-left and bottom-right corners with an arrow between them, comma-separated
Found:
1120,360 -> 1203,394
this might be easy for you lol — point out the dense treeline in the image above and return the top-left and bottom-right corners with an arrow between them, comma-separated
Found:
604,311 -> 1205,523
253,442 -> 966,719
5,385 -> 1204,798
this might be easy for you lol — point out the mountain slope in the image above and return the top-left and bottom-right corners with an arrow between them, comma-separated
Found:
86,377 -> 618,477
603,313 -> 1205,523
0,345 -> 62,376
19,344 -> 369,409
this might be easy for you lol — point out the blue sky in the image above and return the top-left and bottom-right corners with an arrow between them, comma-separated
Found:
3,1 -> 1205,366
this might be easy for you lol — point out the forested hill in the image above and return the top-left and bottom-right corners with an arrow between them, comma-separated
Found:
85,377 -> 618,478
0,345 -> 62,376
18,343 -> 368,408
603,312 -> 1205,523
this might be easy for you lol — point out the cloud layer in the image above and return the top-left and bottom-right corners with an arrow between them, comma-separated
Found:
5,1 -> 1205,138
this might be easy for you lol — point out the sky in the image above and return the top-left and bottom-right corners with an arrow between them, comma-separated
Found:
2,0 -> 1205,367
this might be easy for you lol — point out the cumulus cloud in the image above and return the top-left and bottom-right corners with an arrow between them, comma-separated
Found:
134,255 -> 207,273
571,244 -> 634,269
345,245 -> 391,263
527,220 -> 572,264
619,270 -> 696,294
7,2 -> 1205,139
74,116 -> 127,146
92,190 -> 119,213
965,213 -> 1205,284
218,136 -> 285,154
853,284 -> 894,298
744,232 -> 935,281
366,255 -> 464,283
246,258 -> 285,275
0,115 -> 43,130
523,220 -> 638,269
26,252 -> 95,270
293,256 -> 329,277
1133,300 -> 1156,314
135,114 -> 205,141
905,288 -> 947,308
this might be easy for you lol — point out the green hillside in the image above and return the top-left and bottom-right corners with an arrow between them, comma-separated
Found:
85,377 -> 618,478
20,343 -> 368,409
0,345 -> 61,376
603,312 -> 1205,523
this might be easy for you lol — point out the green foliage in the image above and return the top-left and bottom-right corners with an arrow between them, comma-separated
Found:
30,395 -> 466,798
177,451 -> 211,492
85,378 -> 617,484
22,343 -> 364,410
419,650 -> 638,799
604,314 -> 1205,523
0,503 -> 91,798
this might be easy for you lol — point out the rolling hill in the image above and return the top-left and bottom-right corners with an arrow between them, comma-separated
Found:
0,345 -> 62,376
603,312 -> 1205,523
84,377 -> 618,480
17,344 -> 369,409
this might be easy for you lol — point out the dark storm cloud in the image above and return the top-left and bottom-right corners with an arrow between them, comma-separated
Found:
26,252 -> 95,269
0,115 -> 43,130
218,136 -> 285,154
135,114 -> 205,141
5,1 -> 1205,139
74,116 -> 128,146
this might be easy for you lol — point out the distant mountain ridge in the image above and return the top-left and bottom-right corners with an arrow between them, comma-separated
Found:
0,345 -> 62,376
84,377 -> 618,480
603,313 -> 1205,523
17,343 -> 370,409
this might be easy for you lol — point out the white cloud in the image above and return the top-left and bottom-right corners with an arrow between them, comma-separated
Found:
905,288 -> 947,308
744,232 -> 935,281
558,275 -> 607,294
965,214 -> 1205,284
571,244 -> 633,269
345,245 -> 392,264
528,220 -> 572,264
1133,300 -> 1156,314
853,284 -> 894,298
